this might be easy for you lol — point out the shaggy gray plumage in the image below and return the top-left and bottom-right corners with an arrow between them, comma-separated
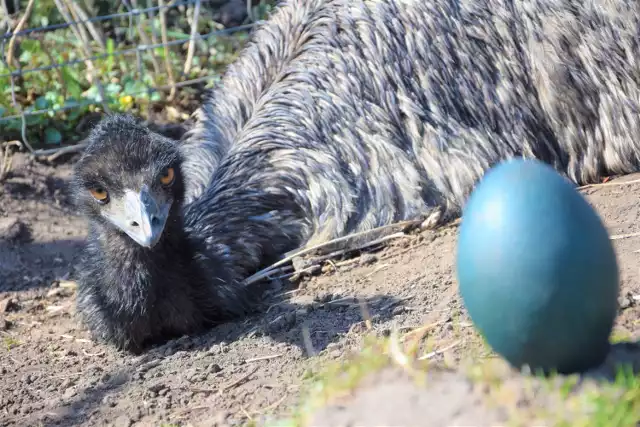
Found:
181,0 -> 640,241
75,0 -> 640,351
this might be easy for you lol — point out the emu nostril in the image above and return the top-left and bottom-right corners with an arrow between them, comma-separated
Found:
151,216 -> 160,226
130,221 -> 139,227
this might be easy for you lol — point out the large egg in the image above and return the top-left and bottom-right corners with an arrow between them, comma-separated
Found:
456,158 -> 619,374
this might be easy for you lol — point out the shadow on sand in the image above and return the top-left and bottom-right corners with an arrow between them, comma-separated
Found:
14,277 -> 405,426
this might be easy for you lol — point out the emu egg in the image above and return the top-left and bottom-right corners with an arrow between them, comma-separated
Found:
456,159 -> 619,374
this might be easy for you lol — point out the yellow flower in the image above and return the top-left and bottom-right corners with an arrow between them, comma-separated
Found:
119,95 -> 133,108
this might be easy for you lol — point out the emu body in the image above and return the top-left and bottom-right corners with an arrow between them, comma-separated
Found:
74,0 -> 640,352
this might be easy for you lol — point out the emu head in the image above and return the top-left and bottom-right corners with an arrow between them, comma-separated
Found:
72,114 -> 184,248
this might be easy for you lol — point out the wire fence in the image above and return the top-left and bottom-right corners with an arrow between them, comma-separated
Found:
0,0 -> 266,155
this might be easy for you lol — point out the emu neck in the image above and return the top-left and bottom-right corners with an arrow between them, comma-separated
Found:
80,214 -> 204,352
91,215 -> 192,294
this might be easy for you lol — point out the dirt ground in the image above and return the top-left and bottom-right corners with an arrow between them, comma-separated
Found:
0,152 -> 639,427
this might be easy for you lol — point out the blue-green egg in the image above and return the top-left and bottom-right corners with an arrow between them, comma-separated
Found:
456,158 -> 619,374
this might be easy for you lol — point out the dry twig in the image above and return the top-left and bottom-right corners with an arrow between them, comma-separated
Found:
53,0 -> 111,113
389,327 -> 411,368
418,340 -> 461,361
183,0 -> 202,75
219,366 -> 259,393
578,178 -> 640,190
58,280 -> 78,289
244,226 -> 416,285
159,0 -> 177,100
245,353 -> 284,363
260,393 -> 288,413
37,142 -> 88,162
240,406 -> 253,421
69,0 -> 105,48
400,319 -> 450,343
5,0 -> 36,67
0,141 -> 21,181
610,232 -> 640,241
82,349 -> 106,357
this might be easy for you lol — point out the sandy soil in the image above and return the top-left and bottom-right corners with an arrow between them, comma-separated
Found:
0,152 -> 639,427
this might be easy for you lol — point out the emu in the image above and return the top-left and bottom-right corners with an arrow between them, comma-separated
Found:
72,0 -> 640,352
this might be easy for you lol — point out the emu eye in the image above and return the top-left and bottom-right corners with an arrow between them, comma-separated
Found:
89,187 -> 109,203
160,167 -> 175,186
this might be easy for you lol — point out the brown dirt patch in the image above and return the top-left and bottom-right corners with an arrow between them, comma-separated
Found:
0,153 -> 639,426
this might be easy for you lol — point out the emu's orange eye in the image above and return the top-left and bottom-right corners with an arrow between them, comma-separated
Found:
160,167 -> 175,186
89,187 -> 109,202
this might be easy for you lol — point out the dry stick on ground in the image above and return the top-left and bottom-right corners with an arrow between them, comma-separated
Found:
316,232 -> 411,262
244,353 -> 284,363
390,312 -> 458,370
239,393 -> 290,419
610,232 -> 640,241
243,220 -> 422,285
189,386 -> 216,395
269,236 -> 408,281
247,216 -> 457,284
219,366 -> 259,394
18,140 -> 88,163
38,141 -> 88,162
0,141 -> 21,182
401,281 -> 460,359
377,240 -> 429,264
82,349 -> 106,357
257,393 -> 288,414
418,339 -> 462,361
578,178 -> 640,190
0,147 -> 13,181
283,219 -> 422,259
240,407 -> 253,422
275,232 -> 412,281
400,319 -> 450,344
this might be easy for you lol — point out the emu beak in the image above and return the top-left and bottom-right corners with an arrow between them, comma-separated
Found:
110,187 -> 170,248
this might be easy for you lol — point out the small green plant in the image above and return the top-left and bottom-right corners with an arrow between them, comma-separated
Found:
0,0 -> 270,148
270,321 -> 640,427
610,329 -> 633,344
585,366 -> 640,427
272,335 -> 392,427
3,336 -> 21,350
